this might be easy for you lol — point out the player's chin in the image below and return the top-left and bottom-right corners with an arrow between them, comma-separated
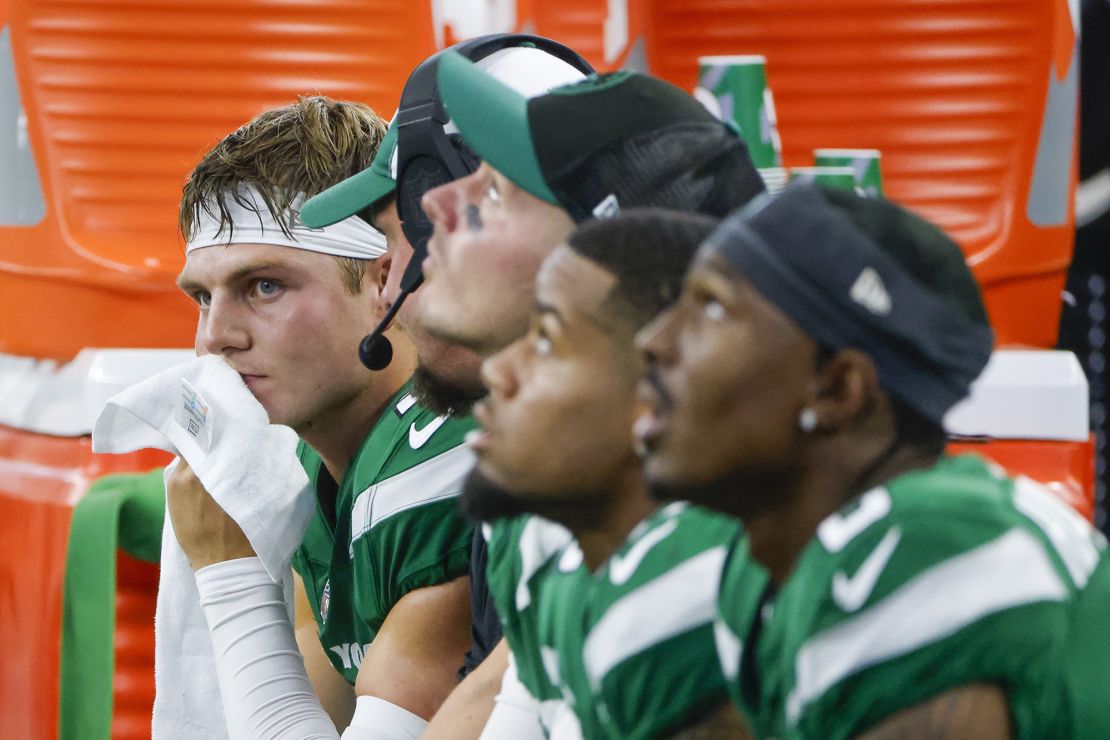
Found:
458,464 -> 534,523
258,400 -> 296,428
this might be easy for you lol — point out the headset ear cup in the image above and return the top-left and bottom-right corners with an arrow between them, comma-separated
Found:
450,135 -> 481,174
397,155 -> 455,249
391,33 -> 595,254
399,217 -> 430,255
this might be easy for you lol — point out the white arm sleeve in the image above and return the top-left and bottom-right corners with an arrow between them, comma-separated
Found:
478,654 -> 549,740
340,696 -> 427,740
195,558 -> 430,740
194,557 -> 339,740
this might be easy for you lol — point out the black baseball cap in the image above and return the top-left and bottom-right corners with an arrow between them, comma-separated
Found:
437,51 -> 766,223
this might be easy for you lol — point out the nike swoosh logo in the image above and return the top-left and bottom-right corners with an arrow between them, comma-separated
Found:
832,526 -> 902,613
409,416 -> 447,449
609,518 -> 679,585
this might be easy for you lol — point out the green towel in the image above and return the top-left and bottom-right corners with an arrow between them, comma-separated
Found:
59,468 -> 165,740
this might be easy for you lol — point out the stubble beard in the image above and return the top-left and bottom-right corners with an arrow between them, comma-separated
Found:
459,467 -> 597,528
410,361 -> 487,417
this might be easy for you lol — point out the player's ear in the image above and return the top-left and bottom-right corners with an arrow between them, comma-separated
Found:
376,251 -> 393,296
354,255 -> 389,326
368,251 -> 394,324
809,349 -> 880,433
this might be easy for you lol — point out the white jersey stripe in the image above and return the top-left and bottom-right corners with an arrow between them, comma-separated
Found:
713,618 -> 743,682
516,518 -> 574,610
787,527 -> 1068,725
350,444 -> 475,548
583,546 -> 727,691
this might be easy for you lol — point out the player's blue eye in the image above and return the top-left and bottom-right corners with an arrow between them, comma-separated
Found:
254,279 -> 281,297
195,291 -> 211,308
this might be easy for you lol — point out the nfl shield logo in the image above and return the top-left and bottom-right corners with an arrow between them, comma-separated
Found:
320,580 -> 331,621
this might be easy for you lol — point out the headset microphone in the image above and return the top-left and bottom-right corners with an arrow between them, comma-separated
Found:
358,328 -> 393,371
358,275 -> 423,370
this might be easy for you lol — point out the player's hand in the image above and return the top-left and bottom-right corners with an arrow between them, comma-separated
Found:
166,459 -> 256,571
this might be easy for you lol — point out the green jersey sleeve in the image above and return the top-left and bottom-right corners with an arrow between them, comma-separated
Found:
761,455 -> 1102,740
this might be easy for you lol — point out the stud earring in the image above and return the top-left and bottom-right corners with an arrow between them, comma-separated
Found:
799,407 -> 818,433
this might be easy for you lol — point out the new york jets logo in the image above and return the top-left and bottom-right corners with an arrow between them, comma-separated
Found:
409,415 -> 447,449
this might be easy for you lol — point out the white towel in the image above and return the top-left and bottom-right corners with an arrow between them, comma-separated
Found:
92,354 -> 315,740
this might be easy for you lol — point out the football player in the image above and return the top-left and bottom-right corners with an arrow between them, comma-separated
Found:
411,52 -> 767,738
638,183 -> 1110,739
464,209 -> 768,738
304,48 -> 767,738
168,97 -> 475,739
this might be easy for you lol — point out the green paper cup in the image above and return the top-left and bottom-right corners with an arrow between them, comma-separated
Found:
813,148 -> 883,196
695,55 -> 783,168
788,166 -> 859,192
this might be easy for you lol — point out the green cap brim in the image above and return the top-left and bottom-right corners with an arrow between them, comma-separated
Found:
437,51 -> 558,205
300,122 -> 398,228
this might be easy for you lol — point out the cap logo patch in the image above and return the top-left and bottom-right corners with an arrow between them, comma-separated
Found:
850,267 -> 892,316
592,193 -> 621,219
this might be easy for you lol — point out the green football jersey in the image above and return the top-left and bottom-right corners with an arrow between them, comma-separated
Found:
491,503 -> 765,739
291,381 -> 476,684
716,454 -> 1110,739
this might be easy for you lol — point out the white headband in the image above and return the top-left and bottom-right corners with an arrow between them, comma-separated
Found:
185,185 -> 387,259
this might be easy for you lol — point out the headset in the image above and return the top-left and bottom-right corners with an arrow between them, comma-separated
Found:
359,34 -> 594,371
394,33 -> 593,280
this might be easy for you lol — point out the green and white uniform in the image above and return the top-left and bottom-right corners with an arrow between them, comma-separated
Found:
484,514 -> 575,732
291,381 -> 476,683
485,514 -> 570,682
489,503 -> 768,739
716,454 -> 1110,739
